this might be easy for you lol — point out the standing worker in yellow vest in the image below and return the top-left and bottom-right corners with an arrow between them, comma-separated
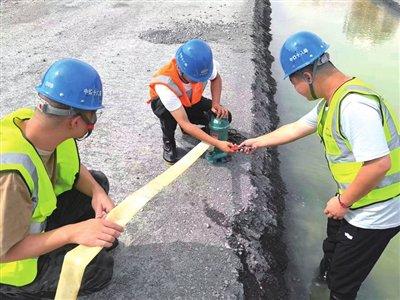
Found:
148,39 -> 236,164
0,59 -> 124,298
240,31 -> 399,299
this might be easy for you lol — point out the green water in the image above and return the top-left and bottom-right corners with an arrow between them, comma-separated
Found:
269,1 -> 400,299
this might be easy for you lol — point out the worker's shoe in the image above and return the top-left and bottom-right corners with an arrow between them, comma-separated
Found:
317,257 -> 330,283
163,140 -> 178,164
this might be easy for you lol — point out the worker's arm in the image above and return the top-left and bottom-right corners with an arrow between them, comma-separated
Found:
324,155 -> 391,219
239,120 -> 316,153
0,169 -> 122,263
210,73 -> 229,118
0,218 -> 123,263
170,106 -> 235,153
75,164 -> 115,218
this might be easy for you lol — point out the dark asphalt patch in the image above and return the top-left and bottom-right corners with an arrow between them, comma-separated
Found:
202,199 -> 228,227
113,2 -> 130,9
139,20 -> 245,44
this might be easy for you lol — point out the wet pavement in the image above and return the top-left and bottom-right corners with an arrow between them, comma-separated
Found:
1,0 -> 287,299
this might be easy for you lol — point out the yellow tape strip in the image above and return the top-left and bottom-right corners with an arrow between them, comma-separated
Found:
54,142 -> 210,300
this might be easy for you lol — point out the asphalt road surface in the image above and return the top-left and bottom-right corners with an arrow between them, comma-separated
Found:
1,0 -> 286,298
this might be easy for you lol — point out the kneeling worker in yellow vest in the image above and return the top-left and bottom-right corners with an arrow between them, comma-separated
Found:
0,59 -> 124,298
240,31 -> 399,300
148,39 -> 236,164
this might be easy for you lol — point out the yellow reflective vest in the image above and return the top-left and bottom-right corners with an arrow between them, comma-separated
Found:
0,108 -> 80,286
317,78 -> 400,209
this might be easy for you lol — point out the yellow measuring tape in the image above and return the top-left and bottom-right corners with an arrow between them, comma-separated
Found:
55,142 -> 210,299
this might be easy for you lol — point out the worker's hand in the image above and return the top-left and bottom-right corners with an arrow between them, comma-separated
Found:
91,190 -> 115,219
216,140 -> 237,153
67,218 -> 123,248
238,138 -> 263,154
323,196 -> 349,220
212,103 -> 229,119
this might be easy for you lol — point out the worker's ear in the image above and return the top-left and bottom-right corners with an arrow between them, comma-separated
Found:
302,71 -> 313,84
67,115 -> 80,129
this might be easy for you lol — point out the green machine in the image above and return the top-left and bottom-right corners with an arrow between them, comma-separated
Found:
205,116 -> 230,164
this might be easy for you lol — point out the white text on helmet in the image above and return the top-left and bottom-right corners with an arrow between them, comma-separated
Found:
83,89 -> 102,97
289,48 -> 309,62
44,81 -> 54,88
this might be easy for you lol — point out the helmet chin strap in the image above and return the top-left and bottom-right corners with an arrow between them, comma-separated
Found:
309,82 -> 319,100
308,53 -> 330,100
309,59 -> 319,100
76,129 -> 92,141
177,68 -> 190,84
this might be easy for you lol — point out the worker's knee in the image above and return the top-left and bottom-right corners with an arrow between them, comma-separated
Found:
89,170 -> 109,194
79,250 -> 114,295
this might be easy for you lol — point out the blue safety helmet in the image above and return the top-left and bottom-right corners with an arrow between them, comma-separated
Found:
280,31 -> 329,79
175,39 -> 213,83
36,58 -> 103,110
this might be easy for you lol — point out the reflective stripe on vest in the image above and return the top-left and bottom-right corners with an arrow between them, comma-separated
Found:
0,108 -> 80,286
0,153 -> 46,234
150,75 -> 183,97
317,78 -> 400,209
1,153 -> 39,210
148,58 -> 207,107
